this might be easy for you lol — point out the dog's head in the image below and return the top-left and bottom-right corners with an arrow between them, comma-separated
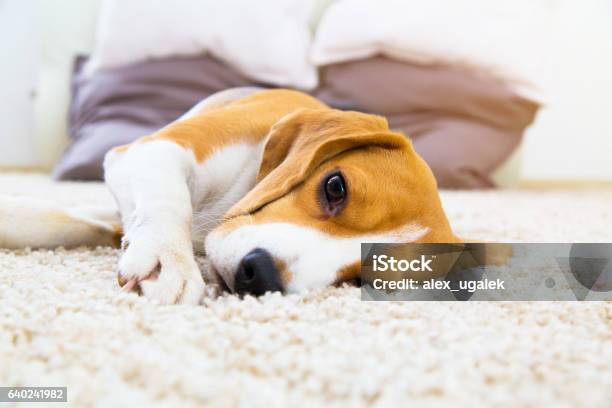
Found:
205,108 -> 458,295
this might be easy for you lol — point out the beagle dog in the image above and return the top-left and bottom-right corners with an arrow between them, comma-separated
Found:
0,88 -> 460,304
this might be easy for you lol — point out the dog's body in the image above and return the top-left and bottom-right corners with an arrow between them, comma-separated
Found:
1,88 -> 459,304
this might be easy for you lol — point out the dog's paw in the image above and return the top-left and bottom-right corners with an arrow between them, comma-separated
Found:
118,237 -> 205,305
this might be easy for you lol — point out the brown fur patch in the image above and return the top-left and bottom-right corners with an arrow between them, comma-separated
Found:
142,89 -> 327,163
273,258 -> 292,288
111,144 -> 130,154
336,260 -> 361,284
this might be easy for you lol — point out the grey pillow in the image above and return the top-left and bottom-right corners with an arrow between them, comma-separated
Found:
53,55 -> 263,180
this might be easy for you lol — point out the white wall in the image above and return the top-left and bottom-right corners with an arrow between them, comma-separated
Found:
0,0 -> 100,169
32,0 -> 101,168
0,0 -> 40,167
521,0 -> 612,181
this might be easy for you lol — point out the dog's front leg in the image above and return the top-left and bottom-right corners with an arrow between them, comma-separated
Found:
104,141 -> 205,304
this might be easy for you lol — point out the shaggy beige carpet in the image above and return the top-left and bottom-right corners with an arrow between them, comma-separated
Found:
0,172 -> 611,407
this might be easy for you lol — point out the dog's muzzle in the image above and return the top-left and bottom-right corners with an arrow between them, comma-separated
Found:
234,248 -> 283,296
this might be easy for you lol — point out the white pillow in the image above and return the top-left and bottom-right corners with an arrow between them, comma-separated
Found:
86,0 -> 319,89
311,0 -> 561,101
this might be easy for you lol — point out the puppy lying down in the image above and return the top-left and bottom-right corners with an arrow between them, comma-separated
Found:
0,88 -> 465,304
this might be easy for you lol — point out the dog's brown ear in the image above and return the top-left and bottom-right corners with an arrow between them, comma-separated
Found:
225,108 -> 409,218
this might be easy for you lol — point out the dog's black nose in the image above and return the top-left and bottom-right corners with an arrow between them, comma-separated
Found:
234,248 -> 283,296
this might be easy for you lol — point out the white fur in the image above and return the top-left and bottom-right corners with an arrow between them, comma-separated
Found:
103,139 -> 263,304
104,141 -> 203,304
190,142 -> 264,249
205,222 -> 428,292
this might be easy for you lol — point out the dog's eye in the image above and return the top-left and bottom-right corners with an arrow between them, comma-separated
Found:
321,172 -> 347,214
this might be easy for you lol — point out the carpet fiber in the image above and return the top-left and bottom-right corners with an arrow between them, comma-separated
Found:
1,173 -> 611,407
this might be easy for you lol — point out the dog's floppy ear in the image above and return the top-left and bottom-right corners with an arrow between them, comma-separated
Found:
225,108 -> 409,218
